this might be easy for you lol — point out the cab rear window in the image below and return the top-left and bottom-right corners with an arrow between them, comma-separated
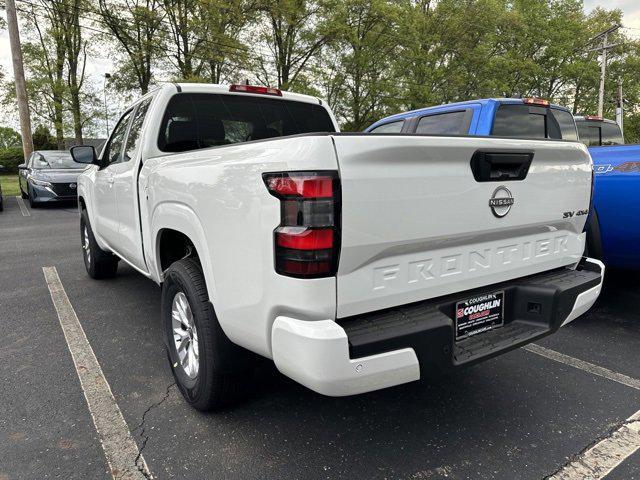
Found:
576,120 -> 624,146
492,105 -> 578,140
158,93 -> 336,153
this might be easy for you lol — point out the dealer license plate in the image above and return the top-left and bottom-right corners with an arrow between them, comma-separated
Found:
455,291 -> 505,341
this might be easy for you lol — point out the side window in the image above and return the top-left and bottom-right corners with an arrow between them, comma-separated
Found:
370,120 -> 404,133
549,109 -> 578,141
415,110 -> 469,135
103,110 -> 133,166
123,98 -> 152,162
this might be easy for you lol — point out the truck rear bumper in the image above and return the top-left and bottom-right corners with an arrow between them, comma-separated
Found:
271,258 -> 604,397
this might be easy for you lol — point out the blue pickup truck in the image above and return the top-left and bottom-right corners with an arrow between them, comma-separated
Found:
366,98 -> 640,270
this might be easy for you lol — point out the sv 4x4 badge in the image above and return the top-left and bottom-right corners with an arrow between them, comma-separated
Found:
563,209 -> 589,219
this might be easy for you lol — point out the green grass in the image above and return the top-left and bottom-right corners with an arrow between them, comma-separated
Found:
0,174 -> 20,197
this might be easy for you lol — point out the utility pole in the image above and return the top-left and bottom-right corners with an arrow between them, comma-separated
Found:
587,25 -> 621,118
5,0 -> 34,159
616,78 -> 624,136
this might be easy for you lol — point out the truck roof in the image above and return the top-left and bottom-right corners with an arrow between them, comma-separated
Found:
167,83 -> 324,106
573,116 -> 618,124
368,98 -> 572,131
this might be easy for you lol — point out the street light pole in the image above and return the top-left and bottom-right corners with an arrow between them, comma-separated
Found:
104,73 -> 111,137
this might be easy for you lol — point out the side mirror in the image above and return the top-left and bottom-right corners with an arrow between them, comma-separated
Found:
18,163 -> 27,170
70,145 -> 97,165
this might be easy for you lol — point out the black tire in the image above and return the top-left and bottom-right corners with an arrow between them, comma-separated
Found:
28,188 -> 39,208
0,197 -> 3,212
162,258 -> 255,411
80,210 -> 118,279
585,209 -> 603,260
20,187 -> 28,199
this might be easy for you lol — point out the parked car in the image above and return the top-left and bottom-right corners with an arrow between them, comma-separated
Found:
18,150 -> 85,208
367,98 -> 639,270
0,164 -> 5,212
71,84 -> 603,411
574,116 -> 639,270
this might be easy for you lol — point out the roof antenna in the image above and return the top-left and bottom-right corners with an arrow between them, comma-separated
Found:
245,79 -> 250,85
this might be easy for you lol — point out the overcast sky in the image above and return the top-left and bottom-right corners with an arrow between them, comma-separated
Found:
0,1 -> 639,131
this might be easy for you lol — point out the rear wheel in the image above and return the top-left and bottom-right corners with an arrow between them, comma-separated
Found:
585,209 -> 603,260
80,210 -> 118,279
162,257 -> 255,411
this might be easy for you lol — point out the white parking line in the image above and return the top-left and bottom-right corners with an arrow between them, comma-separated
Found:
549,409 -> 640,480
524,343 -> 640,479
43,266 -> 152,479
15,196 -> 30,216
523,343 -> 640,390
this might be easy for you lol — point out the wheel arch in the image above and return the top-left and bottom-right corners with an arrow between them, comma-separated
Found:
151,201 -> 216,301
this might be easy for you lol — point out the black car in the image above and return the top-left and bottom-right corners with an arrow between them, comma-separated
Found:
18,150 -> 86,208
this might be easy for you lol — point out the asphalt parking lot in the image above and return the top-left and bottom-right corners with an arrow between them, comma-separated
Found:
1,196 -> 639,480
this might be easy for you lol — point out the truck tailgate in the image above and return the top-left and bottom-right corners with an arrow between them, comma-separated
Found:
333,134 -> 592,318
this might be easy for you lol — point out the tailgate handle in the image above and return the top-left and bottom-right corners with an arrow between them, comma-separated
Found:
470,150 -> 534,182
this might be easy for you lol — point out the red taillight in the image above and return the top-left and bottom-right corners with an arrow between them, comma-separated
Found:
523,97 -> 550,106
264,171 -> 340,278
230,84 -> 282,96
276,228 -> 333,250
585,115 -> 603,121
265,175 -> 333,198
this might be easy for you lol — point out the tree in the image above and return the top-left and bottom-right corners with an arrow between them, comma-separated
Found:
62,0 -> 87,144
99,0 -> 166,94
0,126 -> 21,149
22,0 -> 67,148
32,124 -> 57,149
255,0 -> 334,89
162,0 -> 205,80
193,0 -> 252,84
322,0 -> 401,131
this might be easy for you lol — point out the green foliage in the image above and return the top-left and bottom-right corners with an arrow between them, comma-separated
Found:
32,125 -> 57,150
0,174 -> 21,196
0,127 -> 22,149
4,0 -> 640,134
0,148 -> 26,173
624,114 -> 640,144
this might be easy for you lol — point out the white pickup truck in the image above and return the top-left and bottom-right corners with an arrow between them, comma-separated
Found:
71,83 -> 604,411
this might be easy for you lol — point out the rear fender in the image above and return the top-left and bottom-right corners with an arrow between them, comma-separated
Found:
150,201 -> 217,302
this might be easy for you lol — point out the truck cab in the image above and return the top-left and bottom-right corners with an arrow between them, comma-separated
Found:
574,116 -> 625,146
366,98 -> 578,141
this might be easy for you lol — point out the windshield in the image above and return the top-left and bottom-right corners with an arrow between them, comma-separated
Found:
33,151 -> 78,169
